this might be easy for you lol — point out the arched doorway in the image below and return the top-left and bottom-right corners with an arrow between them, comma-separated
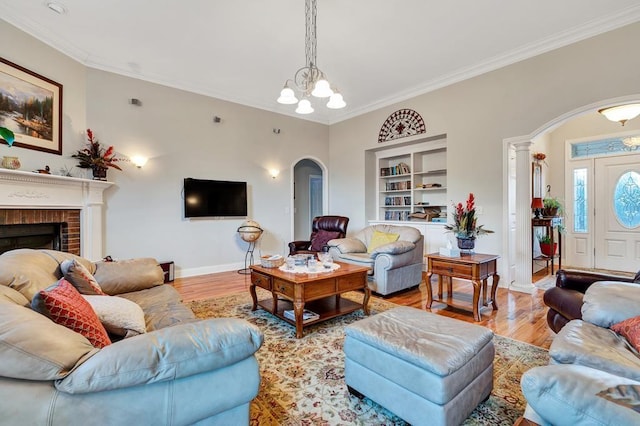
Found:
504,94 -> 640,293
291,158 -> 328,242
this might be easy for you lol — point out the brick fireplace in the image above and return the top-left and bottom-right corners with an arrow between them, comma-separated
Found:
0,169 -> 113,260
0,209 -> 81,255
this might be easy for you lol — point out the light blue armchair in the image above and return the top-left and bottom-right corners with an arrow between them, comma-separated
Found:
327,224 -> 424,296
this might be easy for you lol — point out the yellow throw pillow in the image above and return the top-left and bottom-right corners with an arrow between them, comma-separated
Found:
368,230 -> 400,253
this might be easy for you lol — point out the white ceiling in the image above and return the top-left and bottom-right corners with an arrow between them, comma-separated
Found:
2,1 -> 640,124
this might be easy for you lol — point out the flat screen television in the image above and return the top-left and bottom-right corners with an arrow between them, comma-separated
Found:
183,178 -> 247,218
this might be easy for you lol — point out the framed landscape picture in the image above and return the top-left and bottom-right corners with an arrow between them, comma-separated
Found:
0,57 -> 63,155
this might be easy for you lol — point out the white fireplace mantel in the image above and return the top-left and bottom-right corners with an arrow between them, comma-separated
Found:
0,168 -> 114,260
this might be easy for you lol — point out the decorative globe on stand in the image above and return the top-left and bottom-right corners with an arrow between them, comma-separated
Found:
237,220 -> 263,274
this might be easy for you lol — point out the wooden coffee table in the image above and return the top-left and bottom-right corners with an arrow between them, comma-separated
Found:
250,262 -> 370,338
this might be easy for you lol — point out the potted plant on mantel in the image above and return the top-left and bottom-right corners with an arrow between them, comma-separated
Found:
444,193 -> 494,251
72,129 -> 122,180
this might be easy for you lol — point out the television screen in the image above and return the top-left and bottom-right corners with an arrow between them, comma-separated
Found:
183,178 -> 247,218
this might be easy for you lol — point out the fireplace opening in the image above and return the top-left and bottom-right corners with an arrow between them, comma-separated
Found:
0,223 -> 62,255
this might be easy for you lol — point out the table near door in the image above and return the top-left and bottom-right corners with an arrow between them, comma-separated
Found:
424,252 -> 500,321
532,217 -> 562,275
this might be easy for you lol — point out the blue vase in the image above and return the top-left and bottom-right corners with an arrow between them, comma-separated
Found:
456,236 -> 475,251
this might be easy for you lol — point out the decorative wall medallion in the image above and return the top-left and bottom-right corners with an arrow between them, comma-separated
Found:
378,109 -> 426,143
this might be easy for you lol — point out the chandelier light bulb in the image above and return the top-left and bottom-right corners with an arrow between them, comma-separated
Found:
327,92 -> 346,109
277,87 -> 298,105
311,79 -> 333,98
295,99 -> 314,114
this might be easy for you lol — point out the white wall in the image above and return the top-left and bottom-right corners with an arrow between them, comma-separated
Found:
547,111 -> 640,202
86,70 -> 329,276
5,18 -> 640,277
0,22 -> 87,173
329,22 -> 640,268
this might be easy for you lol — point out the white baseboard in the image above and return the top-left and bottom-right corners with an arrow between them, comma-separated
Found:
176,262 -> 244,278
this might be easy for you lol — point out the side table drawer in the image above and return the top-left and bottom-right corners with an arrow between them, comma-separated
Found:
251,271 -> 272,290
273,278 -> 294,298
431,260 -> 473,279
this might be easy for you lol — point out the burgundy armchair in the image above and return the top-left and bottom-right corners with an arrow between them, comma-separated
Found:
544,269 -> 638,333
288,216 -> 349,256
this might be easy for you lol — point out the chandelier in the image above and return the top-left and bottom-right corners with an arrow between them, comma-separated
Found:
598,103 -> 640,126
276,0 -> 345,114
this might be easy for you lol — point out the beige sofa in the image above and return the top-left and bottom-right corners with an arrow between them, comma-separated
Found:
0,249 -> 263,425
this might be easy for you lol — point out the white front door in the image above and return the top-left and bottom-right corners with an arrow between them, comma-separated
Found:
594,154 -> 640,272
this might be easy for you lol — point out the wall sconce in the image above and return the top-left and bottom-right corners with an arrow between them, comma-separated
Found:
269,169 -> 280,179
131,155 -> 148,168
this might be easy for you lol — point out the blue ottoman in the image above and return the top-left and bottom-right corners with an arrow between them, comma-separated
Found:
344,307 -> 494,426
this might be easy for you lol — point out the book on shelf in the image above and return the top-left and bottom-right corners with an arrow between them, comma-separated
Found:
379,162 -> 411,177
283,309 -> 319,323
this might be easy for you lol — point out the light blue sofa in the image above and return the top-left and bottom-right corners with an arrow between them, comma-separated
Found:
522,281 -> 640,425
0,249 -> 263,425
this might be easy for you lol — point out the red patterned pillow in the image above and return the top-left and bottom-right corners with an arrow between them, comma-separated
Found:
310,230 -> 341,252
31,279 -> 111,348
611,315 -> 640,352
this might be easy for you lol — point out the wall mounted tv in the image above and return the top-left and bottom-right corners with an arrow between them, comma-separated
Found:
183,178 -> 248,218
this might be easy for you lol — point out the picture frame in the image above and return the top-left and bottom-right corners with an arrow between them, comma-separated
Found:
0,57 -> 63,155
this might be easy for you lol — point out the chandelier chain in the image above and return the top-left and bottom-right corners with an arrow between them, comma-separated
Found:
305,0 -> 317,69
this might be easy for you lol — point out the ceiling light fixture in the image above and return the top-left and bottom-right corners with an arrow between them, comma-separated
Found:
598,103 -> 640,126
276,0 -> 345,114
46,1 -> 67,14
622,136 -> 640,148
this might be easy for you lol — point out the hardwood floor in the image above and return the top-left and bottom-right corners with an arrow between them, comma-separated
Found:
172,268 -> 555,349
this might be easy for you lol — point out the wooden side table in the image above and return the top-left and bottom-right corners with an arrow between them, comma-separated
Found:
425,252 -> 500,321
532,217 -> 562,275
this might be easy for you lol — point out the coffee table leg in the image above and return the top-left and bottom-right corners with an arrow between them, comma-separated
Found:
293,300 -> 304,338
491,273 -> 500,310
250,282 -> 258,311
472,280 -> 481,321
362,286 -> 371,315
425,272 -> 433,308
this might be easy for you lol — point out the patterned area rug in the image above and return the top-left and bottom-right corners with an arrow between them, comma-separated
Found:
189,291 -> 549,425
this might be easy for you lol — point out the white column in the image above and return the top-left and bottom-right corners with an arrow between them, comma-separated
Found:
511,139 -> 535,294
82,180 -> 112,261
